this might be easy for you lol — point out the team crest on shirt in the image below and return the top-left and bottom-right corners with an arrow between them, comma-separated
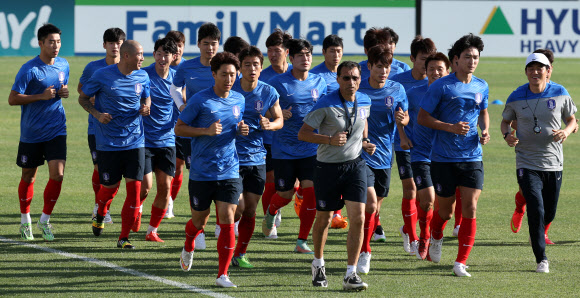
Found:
233,105 -> 241,118
547,99 -> 556,110
399,166 -> 406,175
518,169 -> 524,177
311,89 -> 319,102
435,183 -> 442,193
278,179 -> 285,188
385,96 -> 394,108
416,176 -> 422,186
21,155 -> 28,165
255,100 -> 264,112
359,108 -> 367,120
102,172 -> 110,182
475,93 -> 483,105
135,83 -> 142,95
193,196 -> 199,207
58,72 -> 65,84
319,200 -> 326,208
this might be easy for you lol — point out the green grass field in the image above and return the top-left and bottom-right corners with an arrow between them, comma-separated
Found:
1,55 -> 580,296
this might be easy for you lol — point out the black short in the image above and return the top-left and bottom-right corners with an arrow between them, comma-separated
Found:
395,151 -> 413,180
97,148 -> 145,186
144,147 -> 176,176
17,135 -> 67,168
188,178 -> 242,211
431,161 -> 484,197
88,134 -> 98,165
264,144 -> 274,172
175,136 -> 191,169
411,162 -> 433,191
239,165 -> 266,195
314,157 -> 368,211
273,156 -> 316,191
366,166 -> 391,198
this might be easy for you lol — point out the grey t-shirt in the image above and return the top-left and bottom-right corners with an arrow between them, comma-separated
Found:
303,90 -> 372,163
502,82 -> 576,171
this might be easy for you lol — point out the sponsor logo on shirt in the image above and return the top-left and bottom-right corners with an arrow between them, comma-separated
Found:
311,89 -> 319,102
385,96 -> 394,108
58,72 -> 65,84
135,83 -> 142,95
233,105 -> 241,118
547,99 -> 556,110
255,100 -> 264,112
475,93 -> 483,105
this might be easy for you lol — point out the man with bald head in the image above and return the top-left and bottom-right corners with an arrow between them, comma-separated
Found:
79,40 -> 151,249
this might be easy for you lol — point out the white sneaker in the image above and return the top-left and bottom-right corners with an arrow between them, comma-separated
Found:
275,209 -> 282,228
216,274 -> 237,288
234,220 -> 239,237
453,262 -> 471,277
536,260 -> 549,273
452,225 -> 460,237
195,232 -> 206,250
373,232 -> 386,242
103,210 -> 113,224
215,225 -> 221,238
409,240 -> 419,256
399,226 -> 411,253
357,252 -> 371,275
164,199 -> 175,219
265,225 -> 278,239
180,248 -> 193,271
429,236 -> 443,263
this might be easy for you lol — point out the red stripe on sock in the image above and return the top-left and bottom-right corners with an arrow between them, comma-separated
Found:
184,219 -> 202,252
402,198 -> 418,242
430,210 -> 448,240
454,188 -> 462,228
361,211 -> 376,253
171,174 -> 183,201
92,169 -> 101,204
418,206 -> 433,240
298,187 -> 316,240
217,223 -> 235,277
261,182 -> 276,215
119,181 -> 141,240
268,192 -> 292,215
42,179 -> 62,215
149,205 -> 167,229
18,179 -> 34,214
234,215 -> 255,257
97,186 -> 119,216
456,217 -> 476,264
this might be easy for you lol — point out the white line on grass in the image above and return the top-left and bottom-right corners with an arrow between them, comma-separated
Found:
0,236 -> 233,298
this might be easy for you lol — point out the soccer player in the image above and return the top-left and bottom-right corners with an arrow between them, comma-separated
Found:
170,22 -> 221,249
136,38 -> 178,242
501,53 -> 576,273
231,46 -> 284,268
9,23 -> 69,241
418,33 -> 490,277
359,27 -> 391,80
383,27 -> 411,77
78,28 -> 126,224
262,38 -> 328,253
166,30 -> 186,70
299,61 -> 373,291
407,52 -> 450,260
357,45 -> 408,274
79,40 -> 151,249
176,52 -> 249,288
310,34 -> 344,94
390,36 -> 437,253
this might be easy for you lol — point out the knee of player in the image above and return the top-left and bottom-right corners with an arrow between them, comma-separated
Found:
49,173 -> 64,182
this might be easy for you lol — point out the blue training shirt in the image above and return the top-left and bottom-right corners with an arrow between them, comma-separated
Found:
178,87 -> 245,181
173,57 -> 214,102
79,58 -> 109,135
359,78 -> 408,169
268,71 -> 328,159
420,73 -> 489,162
12,56 -> 69,143
310,62 -> 339,93
391,58 -> 411,77
82,64 -> 151,151
406,83 -> 432,163
259,64 -> 292,146
359,59 -> 408,81
143,63 -> 176,148
232,80 -> 280,166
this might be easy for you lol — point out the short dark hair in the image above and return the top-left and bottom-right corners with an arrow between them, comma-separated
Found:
322,34 -> 343,51
367,45 -> 393,67
210,52 -> 240,73
425,52 -> 451,70
238,46 -> 264,66
154,37 -> 178,54
533,48 -> 555,64
265,28 -> 292,48
447,46 -> 456,64
363,27 -> 391,51
384,27 -> 399,44
165,30 -> 186,44
285,39 -> 313,57
224,36 -> 250,57
450,33 -> 484,60
337,61 -> 361,78
103,28 -> 126,43
37,23 -> 61,41
410,35 -> 437,58
198,22 -> 221,43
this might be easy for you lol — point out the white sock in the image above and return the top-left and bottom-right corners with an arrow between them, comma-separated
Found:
312,257 -> 325,267
346,265 -> 356,276
39,212 -> 50,223
147,225 -> 157,235
21,213 -> 32,224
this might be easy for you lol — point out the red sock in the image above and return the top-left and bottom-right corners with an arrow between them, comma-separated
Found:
217,223 -> 235,277
454,189 -> 462,228
361,211 -> 376,253
149,205 -> 166,229
97,186 -> 119,216
184,219 -> 202,252
92,169 -> 101,204
298,187 -> 316,240
334,209 -> 342,217
402,198 -> 418,242
430,210 -> 448,240
417,207 -> 433,240
515,191 -> 526,212
456,217 -> 476,264
261,182 -> 276,215
42,179 -> 63,215
18,179 -> 34,214
234,215 -> 255,257
268,192 -> 292,215
120,181 -> 141,240
171,173 -> 183,201
544,222 -> 551,234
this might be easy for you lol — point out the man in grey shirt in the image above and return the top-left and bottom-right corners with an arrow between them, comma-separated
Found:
501,52 -> 576,274
298,61 -> 375,291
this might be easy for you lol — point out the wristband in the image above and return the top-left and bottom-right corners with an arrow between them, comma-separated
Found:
363,138 -> 370,143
